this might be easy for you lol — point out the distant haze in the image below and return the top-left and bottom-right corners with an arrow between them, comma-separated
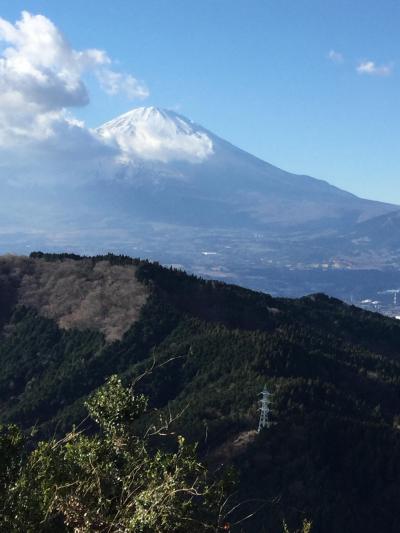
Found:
0,106 -> 399,294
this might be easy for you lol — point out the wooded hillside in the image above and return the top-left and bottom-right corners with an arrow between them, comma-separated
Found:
1,252 -> 400,532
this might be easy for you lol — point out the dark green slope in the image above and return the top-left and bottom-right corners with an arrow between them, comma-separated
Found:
1,252 -> 400,532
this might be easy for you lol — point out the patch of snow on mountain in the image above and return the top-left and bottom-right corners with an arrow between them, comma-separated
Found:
97,106 -> 213,164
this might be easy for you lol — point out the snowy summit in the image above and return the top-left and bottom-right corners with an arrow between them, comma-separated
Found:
97,106 -> 214,163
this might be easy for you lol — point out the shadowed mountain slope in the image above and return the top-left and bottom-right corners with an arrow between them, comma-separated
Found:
0,252 -> 400,532
95,107 -> 396,229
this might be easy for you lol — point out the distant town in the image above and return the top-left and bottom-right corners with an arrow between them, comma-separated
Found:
356,290 -> 400,319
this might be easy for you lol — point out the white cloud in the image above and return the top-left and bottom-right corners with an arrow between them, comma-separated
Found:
0,11 -> 109,113
0,114 -> 118,186
0,12 -> 211,187
356,60 -> 393,76
0,11 -> 148,113
328,50 -> 344,64
0,11 -> 149,185
96,69 -> 149,99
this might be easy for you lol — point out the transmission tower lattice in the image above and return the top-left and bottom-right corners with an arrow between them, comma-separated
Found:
258,385 -> 272,433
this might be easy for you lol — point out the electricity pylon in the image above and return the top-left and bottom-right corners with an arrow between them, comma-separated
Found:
258,385 -> 272,432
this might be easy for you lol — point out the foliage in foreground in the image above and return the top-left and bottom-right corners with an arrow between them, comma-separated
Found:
0,376 -> 227,532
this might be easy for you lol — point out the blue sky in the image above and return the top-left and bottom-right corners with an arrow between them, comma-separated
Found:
0,0 -> 399,203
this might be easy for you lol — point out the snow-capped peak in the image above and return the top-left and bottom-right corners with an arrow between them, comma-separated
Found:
97,106 -> 213,164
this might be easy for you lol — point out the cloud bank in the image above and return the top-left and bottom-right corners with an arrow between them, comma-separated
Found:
0,12 -> 212,186
0,11 -> 149,184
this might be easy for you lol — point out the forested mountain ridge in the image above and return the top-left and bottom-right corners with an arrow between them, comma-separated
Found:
1,252 -> 400,532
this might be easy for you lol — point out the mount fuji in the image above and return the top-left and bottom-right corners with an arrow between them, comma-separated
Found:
94,106 -> 395,228
1,106 -> 399,299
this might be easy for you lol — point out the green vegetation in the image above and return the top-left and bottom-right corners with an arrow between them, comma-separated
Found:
0,376 -> 227,532
1,252 -> 400,531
